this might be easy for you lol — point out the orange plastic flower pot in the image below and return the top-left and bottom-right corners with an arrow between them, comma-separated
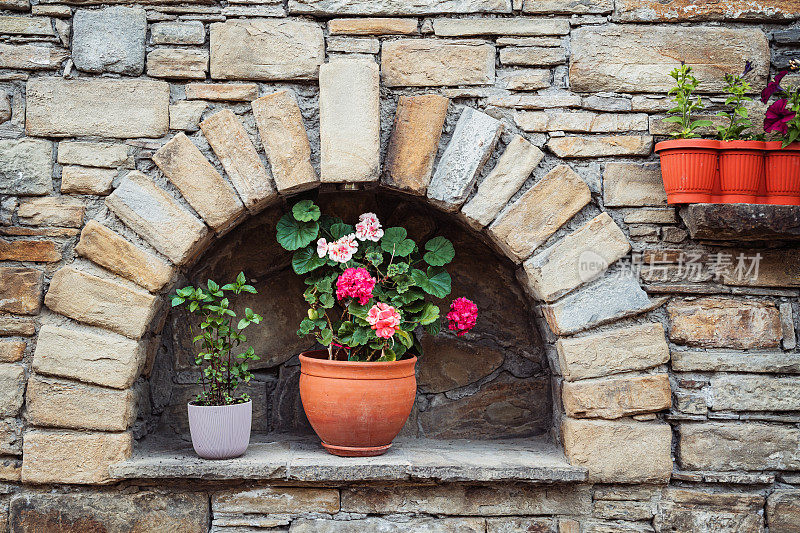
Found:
299,350 -> 417,457
718,140 -> 766,204
765,141 -> 800,206
655,139 -> 720,204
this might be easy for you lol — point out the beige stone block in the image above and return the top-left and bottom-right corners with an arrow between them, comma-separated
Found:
709,375 -> 800,412
523,0 -> 612,13
0,364 -> 24,417
0,43 -> 67,70
146,48 -> 208,79
488,92 -> 582,109
327,36 -> 380,54
461,135 -> 543,227
252,90 -> 317,194
603,162 -> 666,207
201,109 -> 276,212
563,373 -> 671,419
26,78 -> 169,138
383,94 -> 449,195
152,133 -> 245,233
489,164 -> 590,262
432,17 -> 569,36
616,0 -> 797,21
0,341 -> 25,363
0,15 -> 53,35
290,0 -> 511,15
213,487 -> 340,514
500,46 -> 566,66
169,101 -> 207,132
502,69 -> 551,90
60,166 -> 116,195
0,317 -> 35,337
185,83 -> 259,101
328,17 -> 418,35
0,267 -> 42,315
0,418 -> 22,456
547,135 -> 653,158
319,57 -> 380,183
76,220 -> 174,293
22,429 -> 133,484
382,39 -> 495,87
562,418 -> 672,483
0,458 -> 21,482
57,141 -> 133,169
44,266 -> 158,340
18,197 -> 84,228
522,212 -> 629,302
33,324 -> 144,390
0,239 -> 61,263
516,111 -> 649,133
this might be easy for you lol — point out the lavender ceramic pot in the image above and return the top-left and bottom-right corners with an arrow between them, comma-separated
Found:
187,400 -> 252,459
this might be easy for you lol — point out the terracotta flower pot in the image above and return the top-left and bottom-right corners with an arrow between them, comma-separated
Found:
765,141 -> 800,206
187,400 -> 252,459
655,139 -> 720,204
299,349 -> 417,457
718,140 -> 766,204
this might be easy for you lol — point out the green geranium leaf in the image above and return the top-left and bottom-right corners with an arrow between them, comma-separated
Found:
396,329 -> 413,348
348,301 -> 370,319
423,236 -> 455,266
292,200 -> 321,222
330,222 -> 355,240
424,320 -> 442,336
277,214 -> 319,251
377,347 -> 397,362
319,292 -> 335,309
381,227 -> 415,257
419,303 -> 440,326
411,267 -> 451,299
292,247 -> 326,274
320,328 -> 333,346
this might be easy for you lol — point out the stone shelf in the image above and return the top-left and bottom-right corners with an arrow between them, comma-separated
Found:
681,203 -> 800,241
110,434 -> 586,484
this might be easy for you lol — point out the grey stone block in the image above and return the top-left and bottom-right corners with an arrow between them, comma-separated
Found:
72,6 -> 146,75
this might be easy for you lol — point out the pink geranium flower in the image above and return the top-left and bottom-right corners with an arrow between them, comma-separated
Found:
446,297 -> 478,336
765,99 -> 797,135
367,302 -> 402,339
316,238 -> 328,259
336,267 -> 376,305
355,212 -> 384,242
327,234 -> 358,263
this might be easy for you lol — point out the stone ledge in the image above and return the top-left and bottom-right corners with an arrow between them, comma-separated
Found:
681,204 -> 800,242
110,435 -> 587,484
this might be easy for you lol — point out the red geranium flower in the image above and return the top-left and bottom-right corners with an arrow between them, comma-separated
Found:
446,297 -> 478,336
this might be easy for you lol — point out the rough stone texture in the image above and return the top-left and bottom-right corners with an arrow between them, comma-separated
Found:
252,90 -> 317,194
72,7 -> 146,75
22,430 -> 133,484
523,0 -> 612,13
185,83 -> 258,102
291,517 -> 486,532
319,57 -> 380,183
681,422 -> 800,471
290,0 -> 512,15
146,48 -> 208,79
32,324 -> 143,390
721,248 -> 800,288
427,107 -> 502,211
682,203 -> 800,241
709,375 -> 800,412
0,138 -> 53,196
667,297 -> 782,349
671,350 -> 800,374
57,141 -> 132,169
461,135 -> 542,227
433,17 -> 569,36
152,133 -> 245,233
213,486 -> 340,514
210,19 -> 324,80
383,94 -> 449,195
522,212 -> 630,302
500,46 -> 567,67
502,69 -> 551,90
327,36 -> 380,54
0,317 -> 35,337
44,266 -> 158,340
76,220 -> 174,293
151,20 -> 205,45
557,323 -> 669,381
0,16 -> 53,35
169,101 -> 207,132
562,373 -> 671,419
516,111 -> 648,133
0,43 -> 68,70
9,491 -> 209,533
656,489 -> 764,533
489,165 -> 590,262
329,17 -> 419,35
60,166 -> 116,195
0,418 -> 22,455
17,197 -> 84,228
26,374 -> 135,431
570,25 -> 769,93
562,418 -> 672,483
382,39 -> 495,87
488,92 -> 582,109
767,490 -> 800,533
616,0 -> 798,21
0,239 -> 60,263
0,341 -> 24,363
417,335 -> 504,393
201,109 -> 276,212
543,275 -> 655,336
105,171 -> 209,265
603,162 -> 666,207
0,365 -> 24,417
26,78 -> 170,138
0,267 -> 42,315
548,135 -> 653,158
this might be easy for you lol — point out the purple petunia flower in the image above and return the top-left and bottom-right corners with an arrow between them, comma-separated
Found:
761,71 -> 789,104
764,99 -> 796,135
743,61 -> 753,76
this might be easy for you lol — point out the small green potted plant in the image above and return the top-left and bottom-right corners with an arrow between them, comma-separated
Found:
171,272 -> 262,459
760,67 -> 800,205
655,63 -> 718,204
716,62 -> 765,204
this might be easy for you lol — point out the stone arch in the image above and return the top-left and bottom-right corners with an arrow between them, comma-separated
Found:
25,56 -> 672,486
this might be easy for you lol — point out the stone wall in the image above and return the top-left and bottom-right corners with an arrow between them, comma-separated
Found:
0,0 -> 799,530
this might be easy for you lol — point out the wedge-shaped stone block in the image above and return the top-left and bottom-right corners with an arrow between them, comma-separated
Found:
106,171 -> 208,265
210,19 -> 324,80
383,94 -> 449,195
547,135 -> 653,158
27,374 -> 135,431
461,135 -> 542,227
22,429 -> 132,484
382,39 -> 495,87
252,90 -> 317,194
0,364 -> 24,417
213,486 -> 340,514
201,109 -> 276,212
562,418 -> 672,483
557,323 -> 669,381
542,275 -> 654,336
428,107 -> 501,211
289,0 -> 512,15
33,324 -> 144,390
76,220 -> 174,293
57,141 -> 132,169
489,164 -> 590,262
522,212 -> 630,302
44,266 -> 158,340
563,373 -> 671,419
709,375 -> 800,412
319,58 -> 380,183
26,78 -> 169,138
152,133 -> 244,233
680,422 -> 800,471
